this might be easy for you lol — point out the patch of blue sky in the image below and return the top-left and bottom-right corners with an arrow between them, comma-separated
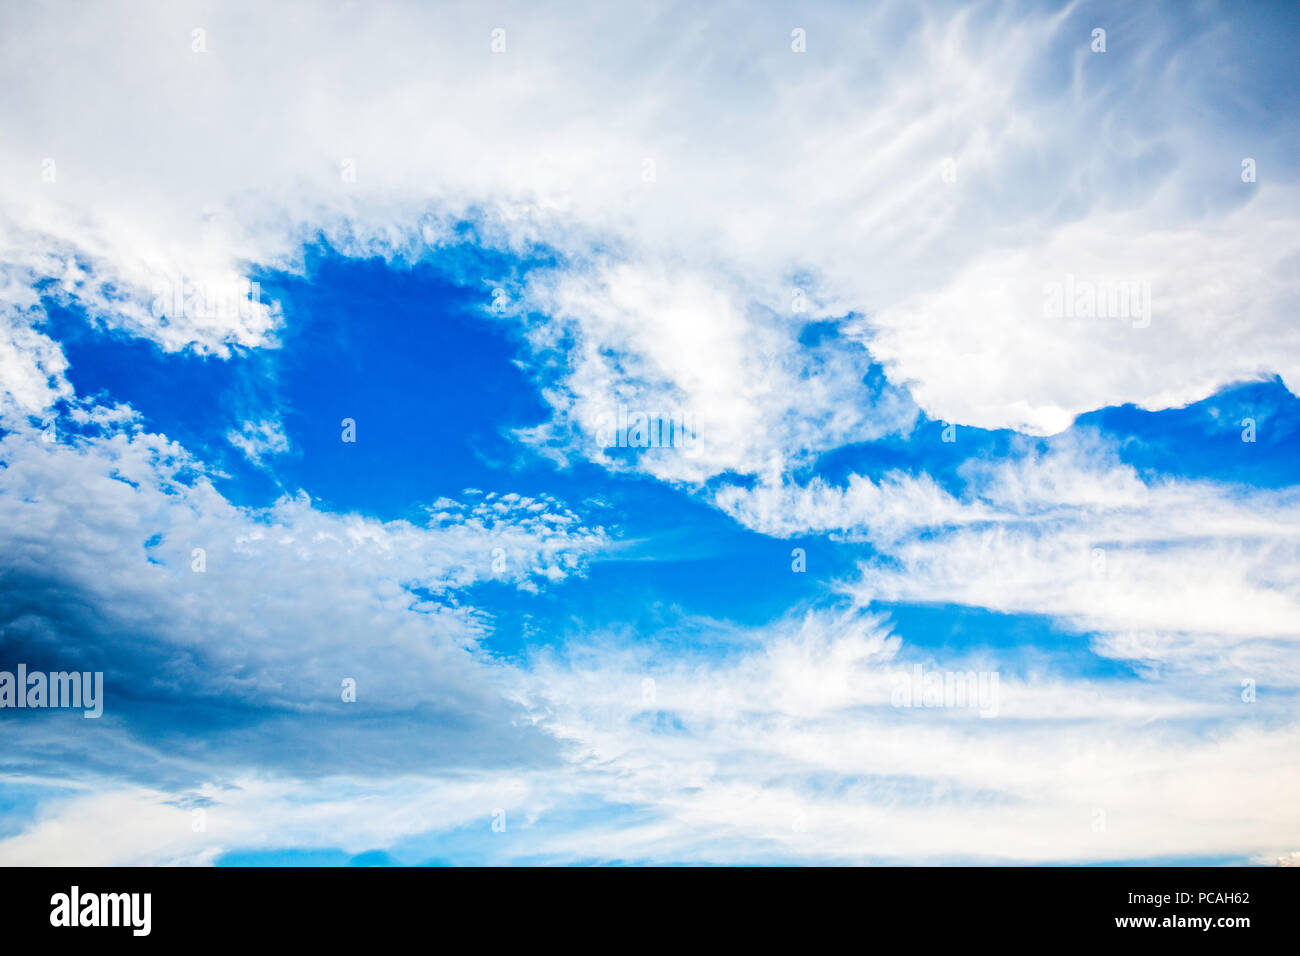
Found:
39,247 -> 867,651
33,239 -> 1298,692
215,847 -> 360,867
461,527 -> 864,660
1076,379 -> 1300,489
40,296 -> 283,505
878,604 -> 1141,682
808,377 -> 1300,497
0,781 -> 79,840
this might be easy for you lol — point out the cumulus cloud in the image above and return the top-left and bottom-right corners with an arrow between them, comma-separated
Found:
2,0 -> 1295,453
858,197 -> 1300,434
0,413 -> 607,790
512,263 -> 918,480
226,418 -> 289,465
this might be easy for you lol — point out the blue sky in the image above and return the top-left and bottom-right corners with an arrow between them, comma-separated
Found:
0,0 -> 1298,865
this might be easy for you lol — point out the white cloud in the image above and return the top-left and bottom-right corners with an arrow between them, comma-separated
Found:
0,774 -> 539,866
717,432 -> 1300,684
514,263 -> 917,480
226,418 -> 289,465
0,0 -> 1294,452
6,605 -> 1295,866
0,414 -> 608,792
857,198 -> 1300,434
714,469 -> 986,542
510,607 -> 1300,864
0,308 -> 70,416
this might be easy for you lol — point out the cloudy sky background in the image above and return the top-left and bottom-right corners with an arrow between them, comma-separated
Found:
0,0 -> 1298,864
